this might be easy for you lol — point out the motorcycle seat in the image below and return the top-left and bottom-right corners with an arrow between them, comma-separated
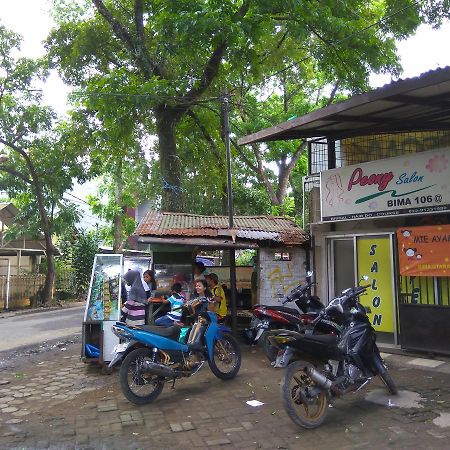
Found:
255,304 -> 299,315
138,325 -> 181,340
302,334 -> 338,344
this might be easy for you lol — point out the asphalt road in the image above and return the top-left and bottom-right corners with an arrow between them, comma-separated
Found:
0,305 -> 85,352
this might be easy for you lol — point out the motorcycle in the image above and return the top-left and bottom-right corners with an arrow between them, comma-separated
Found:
270,276 -> 397,429
108,297 -> 241,405
244,273 -> 340,362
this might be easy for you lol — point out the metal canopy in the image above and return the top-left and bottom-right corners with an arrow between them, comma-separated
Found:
238,67 -> 450,144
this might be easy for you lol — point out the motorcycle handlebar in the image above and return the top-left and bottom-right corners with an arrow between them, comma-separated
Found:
282,281 -> 316,304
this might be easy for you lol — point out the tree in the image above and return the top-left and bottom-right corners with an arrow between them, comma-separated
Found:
0,24 -> 84,305
63,107 -> 154,251
71,229 -> 100,297
47,0 -> 449,212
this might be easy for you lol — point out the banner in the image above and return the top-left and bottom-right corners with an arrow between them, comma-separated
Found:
320,148 -> 450,222
357,236 -> 395,333
397,225 -> 450,276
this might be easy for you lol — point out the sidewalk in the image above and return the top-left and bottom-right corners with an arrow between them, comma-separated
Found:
1,341 -> 450,450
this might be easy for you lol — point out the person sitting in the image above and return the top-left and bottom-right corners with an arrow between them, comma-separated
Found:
205,273 -> 227,321
154,283 -> 185,327
193,261 -> 207,281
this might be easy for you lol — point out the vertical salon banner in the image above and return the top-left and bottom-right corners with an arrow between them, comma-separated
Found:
357,236 -> 395,333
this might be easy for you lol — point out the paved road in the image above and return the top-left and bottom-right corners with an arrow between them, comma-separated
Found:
0,306 -> 84,352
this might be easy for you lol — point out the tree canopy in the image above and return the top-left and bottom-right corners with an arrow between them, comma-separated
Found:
46,0 -> 450,213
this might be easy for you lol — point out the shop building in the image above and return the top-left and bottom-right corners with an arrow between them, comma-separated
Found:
239,67 -> 450,355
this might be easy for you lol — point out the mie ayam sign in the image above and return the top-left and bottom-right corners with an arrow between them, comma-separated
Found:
397,225 -> 450,276
320,148 -> 450,222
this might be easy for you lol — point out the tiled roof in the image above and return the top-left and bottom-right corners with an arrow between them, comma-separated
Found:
134,211 -> 308,246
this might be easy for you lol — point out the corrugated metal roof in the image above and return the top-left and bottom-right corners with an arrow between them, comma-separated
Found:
134,211 -> 308,246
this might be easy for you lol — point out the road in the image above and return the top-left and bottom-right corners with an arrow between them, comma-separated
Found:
0,305 -> 85,352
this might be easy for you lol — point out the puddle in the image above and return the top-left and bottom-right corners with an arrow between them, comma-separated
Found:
433,412 -> 450,428
365,389 -> 424,408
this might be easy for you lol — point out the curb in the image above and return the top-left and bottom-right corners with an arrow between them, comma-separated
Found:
380,349 -> 450,375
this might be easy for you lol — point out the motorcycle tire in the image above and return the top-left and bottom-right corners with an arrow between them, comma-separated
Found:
379,370 -> 398,395
281,360 -> 329,429
208,333 -> 241,380
260,331 -> 278,363
119,348 -> 164,405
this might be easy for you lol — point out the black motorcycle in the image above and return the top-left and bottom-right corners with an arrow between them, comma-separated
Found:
244,273 -> 340,362
270,276 -> 397,429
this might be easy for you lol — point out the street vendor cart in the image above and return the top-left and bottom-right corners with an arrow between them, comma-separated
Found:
81,253 -> 154,365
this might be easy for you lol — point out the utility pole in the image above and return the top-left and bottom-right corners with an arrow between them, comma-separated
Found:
221,91 -> 237,334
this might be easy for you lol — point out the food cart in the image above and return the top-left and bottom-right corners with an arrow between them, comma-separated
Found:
81,253 -> 153,365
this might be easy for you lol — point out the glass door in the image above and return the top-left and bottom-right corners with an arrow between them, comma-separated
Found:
330,239 -> 355,297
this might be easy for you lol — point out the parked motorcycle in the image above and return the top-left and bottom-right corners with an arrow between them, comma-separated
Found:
109,298 -> 241,405
270,276 -> 397,429
244,274 -> 340,362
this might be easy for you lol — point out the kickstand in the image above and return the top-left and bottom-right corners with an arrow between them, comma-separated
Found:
170,378 -> 176,390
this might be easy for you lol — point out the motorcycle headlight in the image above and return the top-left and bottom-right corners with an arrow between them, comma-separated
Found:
112,325 -> 133,340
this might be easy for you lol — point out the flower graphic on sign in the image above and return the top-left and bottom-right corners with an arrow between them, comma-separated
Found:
324,174 -> 344,207
426,154 -> 448,173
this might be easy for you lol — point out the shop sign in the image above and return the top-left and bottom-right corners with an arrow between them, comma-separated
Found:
320,148 -> 450,221
357,236 -> 395,333
397,224 -> 450,276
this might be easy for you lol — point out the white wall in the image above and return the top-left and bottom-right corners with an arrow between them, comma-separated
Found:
258,247 -> 307,306
0,256 -> 34,276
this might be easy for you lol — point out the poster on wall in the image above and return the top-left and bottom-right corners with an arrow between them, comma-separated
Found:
357,236 -> 395,333
320,148 -> 450,222
397,225 -> 450,276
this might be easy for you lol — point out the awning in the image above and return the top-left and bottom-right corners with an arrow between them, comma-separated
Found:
238,67 -> 450,144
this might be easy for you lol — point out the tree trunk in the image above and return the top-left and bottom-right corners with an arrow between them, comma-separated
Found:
40,247 -> 56,307
155,109 -> 183,212
113,160 -> 123,252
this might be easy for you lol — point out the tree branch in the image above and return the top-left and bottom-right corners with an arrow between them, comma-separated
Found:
0,165 -> 32,184
92,0 -> 136,53
175,0 -> 251,114
230,137 -> 259,174
187,110 -> 222,162
92,0 -> 160,79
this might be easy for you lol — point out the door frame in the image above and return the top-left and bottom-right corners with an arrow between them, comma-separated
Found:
325,232 -> 399,344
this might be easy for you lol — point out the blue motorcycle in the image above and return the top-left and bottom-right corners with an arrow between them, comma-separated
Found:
109,298 -> 241,404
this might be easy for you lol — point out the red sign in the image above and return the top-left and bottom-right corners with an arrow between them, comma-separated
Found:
397,225 -> 450,276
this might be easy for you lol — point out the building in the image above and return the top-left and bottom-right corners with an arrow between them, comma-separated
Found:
238,67 -> 450,355
130,210 -> 309,312
0,203 -> 47,309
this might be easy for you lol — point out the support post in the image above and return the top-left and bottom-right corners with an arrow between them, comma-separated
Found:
222,91 -> 237,333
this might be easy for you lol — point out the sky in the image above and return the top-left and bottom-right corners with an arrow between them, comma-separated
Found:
2,0 -> 450,228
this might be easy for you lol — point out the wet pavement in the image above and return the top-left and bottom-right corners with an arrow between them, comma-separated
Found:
0,341 -> 450,449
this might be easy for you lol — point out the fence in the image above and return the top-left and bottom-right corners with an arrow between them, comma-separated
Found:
0,274 -> 46,309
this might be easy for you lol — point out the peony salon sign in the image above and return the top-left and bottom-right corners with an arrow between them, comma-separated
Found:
320,148 -> 450,222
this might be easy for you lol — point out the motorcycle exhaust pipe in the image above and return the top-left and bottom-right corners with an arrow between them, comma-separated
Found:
143,361 -> 178,378
307,367 -> 333,390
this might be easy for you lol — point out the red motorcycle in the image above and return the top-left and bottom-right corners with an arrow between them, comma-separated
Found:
244,275 -> 341,362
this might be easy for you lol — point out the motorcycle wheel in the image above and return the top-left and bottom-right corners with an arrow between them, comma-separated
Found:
208,333 -> 241,380
281,360 -> 329,429
379,370 -> 398,395
260,331 -> 278,363
119,348 -> 164,405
